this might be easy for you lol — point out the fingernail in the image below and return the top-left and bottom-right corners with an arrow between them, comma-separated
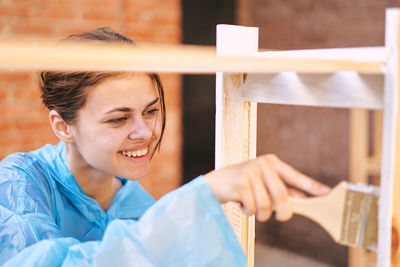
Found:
300,180 -> 312,192
257,211 -> 271,222
320,185 -> 330,194
290,193 -> 303,199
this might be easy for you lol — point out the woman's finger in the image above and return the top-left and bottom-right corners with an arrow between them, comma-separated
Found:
287,187 -> 306,198
248,172 -> 273,222
268,154 -> 330,196
257,156 -> 292,221
237,176 -> 257,217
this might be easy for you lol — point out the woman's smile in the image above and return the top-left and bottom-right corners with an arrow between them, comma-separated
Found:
120,147 -> 148,158
119,146 -> 150,162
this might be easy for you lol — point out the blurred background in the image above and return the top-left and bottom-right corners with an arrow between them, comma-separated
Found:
0,0 -> 394,266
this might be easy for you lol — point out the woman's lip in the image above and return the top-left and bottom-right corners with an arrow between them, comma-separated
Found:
118,145 -> 150,152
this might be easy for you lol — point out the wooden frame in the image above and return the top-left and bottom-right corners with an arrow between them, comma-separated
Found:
215,8 -> 400,267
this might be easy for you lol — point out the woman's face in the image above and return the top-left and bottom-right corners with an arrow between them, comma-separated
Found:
69,73 -> 162,180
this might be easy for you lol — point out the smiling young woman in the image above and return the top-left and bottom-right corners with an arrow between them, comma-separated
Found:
0,28 -> 329,266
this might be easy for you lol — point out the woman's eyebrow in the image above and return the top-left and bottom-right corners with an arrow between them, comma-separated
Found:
145,97 -> 159,109
104,107 -> 131,114
103,98 -> 159,115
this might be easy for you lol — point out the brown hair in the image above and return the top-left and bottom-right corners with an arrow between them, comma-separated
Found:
40,27 -> 166,151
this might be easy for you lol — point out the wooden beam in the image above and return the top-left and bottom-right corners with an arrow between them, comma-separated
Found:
379,8 -> 400,267
349,109 -> 370,267
215,24 -> 258,267
241,72 -> 384,109
0,40 -> 385,74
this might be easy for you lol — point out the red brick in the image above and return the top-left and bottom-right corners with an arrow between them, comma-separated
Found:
82,10 -> 118,21
125,0 -> 159,11
126,0 -> 179,12
101,0 -> 122,8
39,133 -> 58,144
147,13 -> 181,26
56,0 -> 100,5
0,88 -> 9,100
0,72 -> 31,82
159,30 -> 182,43
0,5 -> 29,17
15,117 -> 49,130
0,119 -> 13,131
32,7 -> 77,19
11,23 -> 53,36
0,133 -> 34,147
125,28 -> 158,41
12,87 -> 41,100
0,101 -> 40,115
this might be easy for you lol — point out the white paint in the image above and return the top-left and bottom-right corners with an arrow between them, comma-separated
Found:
216,25 -> 259,57
258,47 -> 388,62
215,25 -> 259,170
215,24 -> 259,267
378,8 -> 400,267
241,72 -> 384,109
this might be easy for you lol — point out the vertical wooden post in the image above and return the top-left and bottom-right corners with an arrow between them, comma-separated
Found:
368,110 -> 383,180
349,109 -> 369,267
379,8 -> 400,267
215,25 -> 258,267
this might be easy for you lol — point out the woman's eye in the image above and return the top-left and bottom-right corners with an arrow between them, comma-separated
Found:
107,117 -> 127,125
144,108 -> 159,116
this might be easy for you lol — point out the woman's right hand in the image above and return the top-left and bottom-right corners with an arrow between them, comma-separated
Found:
203,154 -> 330,222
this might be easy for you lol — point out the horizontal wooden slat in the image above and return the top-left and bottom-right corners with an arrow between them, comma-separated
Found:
0,40 -> 386,74
259,47 -> 387,62
241,72 -> 384,109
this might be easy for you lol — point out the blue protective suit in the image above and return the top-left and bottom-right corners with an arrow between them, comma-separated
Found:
0,142 -> 245,266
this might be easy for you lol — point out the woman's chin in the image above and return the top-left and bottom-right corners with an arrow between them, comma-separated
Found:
123,175 -> 147,181
117,168 -> 149,181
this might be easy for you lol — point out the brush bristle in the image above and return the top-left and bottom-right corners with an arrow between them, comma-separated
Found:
339,183 -> 379,251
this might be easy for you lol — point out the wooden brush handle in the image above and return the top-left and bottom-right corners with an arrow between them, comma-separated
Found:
289,181 -> 348,243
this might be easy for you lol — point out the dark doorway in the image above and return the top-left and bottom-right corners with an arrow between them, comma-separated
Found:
181,0 -> 236,182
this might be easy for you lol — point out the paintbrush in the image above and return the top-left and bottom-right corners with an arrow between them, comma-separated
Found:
290,181 -> 379,251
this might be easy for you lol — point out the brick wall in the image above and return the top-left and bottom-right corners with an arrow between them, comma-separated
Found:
0,0 -> 182,199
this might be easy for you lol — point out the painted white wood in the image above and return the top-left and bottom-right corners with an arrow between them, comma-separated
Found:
215,24 -> 258,170
216,25 -> 259,56
379,8 -> 400,267
241,72 -> 384,109
258,47 -> 387,62
216,24 -> 259,267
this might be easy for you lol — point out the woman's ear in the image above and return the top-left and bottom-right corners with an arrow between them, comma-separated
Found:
49,110 -> 74,143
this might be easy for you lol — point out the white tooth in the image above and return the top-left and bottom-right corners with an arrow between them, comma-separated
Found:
132,151 -> 137,157
141,149 -> 146,155
122,151 -> 127,156
137,150 -> 143,157
127,151 -> 132,157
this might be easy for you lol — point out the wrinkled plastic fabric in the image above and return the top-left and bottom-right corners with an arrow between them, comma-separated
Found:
0,142 -> 246,266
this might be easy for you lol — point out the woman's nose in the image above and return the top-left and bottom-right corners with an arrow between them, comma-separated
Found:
128,117 -> 153,140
